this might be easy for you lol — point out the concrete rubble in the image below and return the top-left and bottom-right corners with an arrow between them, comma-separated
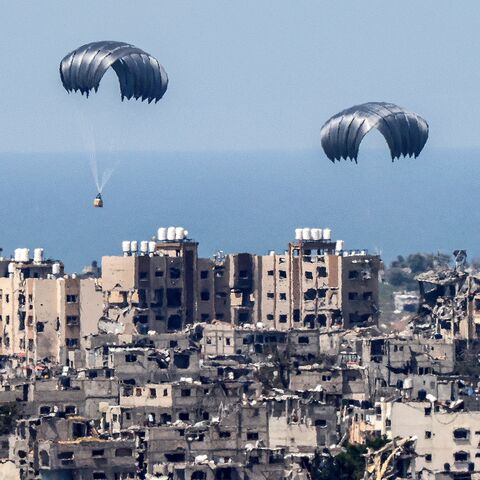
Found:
0,228 -> 479,479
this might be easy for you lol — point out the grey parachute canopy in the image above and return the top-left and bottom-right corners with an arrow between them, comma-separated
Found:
60,41 -> 168,103
320,102 -> 428,162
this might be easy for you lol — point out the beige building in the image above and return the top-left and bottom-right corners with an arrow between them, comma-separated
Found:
0,251 -> 102,368
101,227 -> 381,336
391,402 -> 480,475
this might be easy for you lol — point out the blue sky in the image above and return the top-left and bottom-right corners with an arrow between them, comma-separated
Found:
1,2 -> 480,270
1,1 -> 479,153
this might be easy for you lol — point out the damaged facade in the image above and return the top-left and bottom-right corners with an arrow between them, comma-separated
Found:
0,227 -> 477,479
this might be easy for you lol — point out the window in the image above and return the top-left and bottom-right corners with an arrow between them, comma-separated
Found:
315,419 -> 327,427
348,292 -> 358,300
201,291 -> 210,301
279,270 -> 287,279
454,451 -> 469,462
267,292 -> 274,299
317,266 -> 327,277
166,288 -> 182,308
179,412 -> 189,421
279,314 -> 288,323
453,428 -> 470,440
225,337 -> 231,345
92,449 -> 104,458
66,295 -> 77,303
65,405 -> 76,415
57,451 -> 73,460
163,389 -> 169,397
36,322 -> 45,333
115,448 -> 133,457
170,268 -> 181,279
66,338 -> 78,348
219,431 -> 231,438
267,270 -> 274,276
181,389 -> 191,397
425,454 -> 432,462
239,270 -> 249,279
348,271 -> 359,279
66,316 -> 78,326
200,270 -> 209,279
293,309 -> 300,322
425,431 -> 432,439
139,272 -> 148,280
305,271 -> 313,280
363,291 -> 373,300
298,336 -> 309,344
125,412 -> 131,420
279,293 -> 287,301
201,314 -> 209,321
247,432 -> 259,440
155,270 -> 164,277
149,388 -> 157,399
267,314 -> 274,321
125,354 -> 137,363
39,406 -> 52,415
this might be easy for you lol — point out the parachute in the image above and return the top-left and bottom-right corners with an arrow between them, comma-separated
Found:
60,41 -> 169,207
60,41 -> 168,103
320,102 -> 429,163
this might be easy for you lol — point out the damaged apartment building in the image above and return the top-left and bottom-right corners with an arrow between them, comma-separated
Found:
0,225 -> 458,480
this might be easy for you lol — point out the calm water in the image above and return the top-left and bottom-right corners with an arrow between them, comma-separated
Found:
0,148 -> 477,271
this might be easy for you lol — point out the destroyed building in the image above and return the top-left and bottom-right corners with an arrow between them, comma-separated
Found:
1,227 -> 478,479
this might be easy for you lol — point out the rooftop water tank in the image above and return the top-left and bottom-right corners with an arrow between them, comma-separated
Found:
157,227 -> 167,241
148,241 -> 156,254
302,228 -> 311,241
295,228 -> 303,241
167,226 -> 176,241
323,228 -> 332,240
175,227 -> 184,240
7,263 -> 14,276
130,241 -> 138,254
140,241 -> 149,254
311,228 -> 321,241
336,240 -> 345,252
122,241 -> 130,253
183,230 -> 189,239
33,248 -> 44,264
52,263 -> 61,275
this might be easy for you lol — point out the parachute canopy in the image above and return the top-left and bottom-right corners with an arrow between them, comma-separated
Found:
60,41 -> 168,103
320,102 -> 429,162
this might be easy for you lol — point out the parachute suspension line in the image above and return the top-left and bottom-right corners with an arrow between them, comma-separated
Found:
75,107 -> 101,193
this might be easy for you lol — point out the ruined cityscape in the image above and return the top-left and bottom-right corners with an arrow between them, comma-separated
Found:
0,225 -> 477,480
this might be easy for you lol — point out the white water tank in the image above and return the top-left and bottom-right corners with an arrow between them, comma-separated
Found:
302,228 -> 311,241
122,241 -> 130,256
7,263 -> 14,276
323,228 -> 332,240
130,241 -> 138,254
52,263 -> 61,275
336,240 -> 345,252
167,226 -> 176,241
15,249 -> 29,262
175,227 -> 184,240
157,227 -> 167,241
311,228 -> 321,241
33,248 -> 44,264
148,241 -> 156,254
140,241 -> 149,254
295,228 -> 303,240
183,230 -> 189,239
